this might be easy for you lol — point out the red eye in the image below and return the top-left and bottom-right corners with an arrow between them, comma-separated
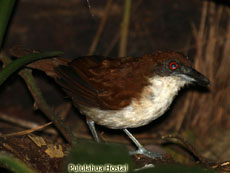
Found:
169,62 -> 178,70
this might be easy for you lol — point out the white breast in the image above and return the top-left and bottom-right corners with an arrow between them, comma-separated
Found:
80,76 -> 186,129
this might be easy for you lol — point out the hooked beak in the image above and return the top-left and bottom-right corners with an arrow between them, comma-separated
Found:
177,66 -> 210,86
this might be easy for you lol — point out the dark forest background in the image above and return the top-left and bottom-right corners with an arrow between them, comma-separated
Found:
0,0 -> 229,172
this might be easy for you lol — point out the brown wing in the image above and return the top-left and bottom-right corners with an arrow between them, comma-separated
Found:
55,55 -> 155,110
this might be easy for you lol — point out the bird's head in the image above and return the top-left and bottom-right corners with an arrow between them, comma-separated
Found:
148,51 -> 210,86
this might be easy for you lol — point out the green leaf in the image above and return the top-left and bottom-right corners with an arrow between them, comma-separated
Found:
0,0 -> 16,48
0,51 -> 63,86
0,152 -> 35,173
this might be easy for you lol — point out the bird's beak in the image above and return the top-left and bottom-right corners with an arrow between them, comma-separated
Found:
177,66 -> 210,86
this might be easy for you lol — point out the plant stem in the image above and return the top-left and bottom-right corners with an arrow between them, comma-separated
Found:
119,0 -> 131,57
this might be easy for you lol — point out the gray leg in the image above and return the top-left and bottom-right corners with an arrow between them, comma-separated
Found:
86,120 -> 100,143
123,128 -> 162,159
123,128 -> 144,148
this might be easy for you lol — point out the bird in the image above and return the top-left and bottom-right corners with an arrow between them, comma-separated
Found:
54,51 -> 210,159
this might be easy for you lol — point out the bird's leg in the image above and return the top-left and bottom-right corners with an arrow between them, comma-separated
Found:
86,120 -> 100,143
123,129 -> 162,159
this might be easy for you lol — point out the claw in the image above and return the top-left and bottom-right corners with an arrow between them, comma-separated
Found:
129,147 -> 162,159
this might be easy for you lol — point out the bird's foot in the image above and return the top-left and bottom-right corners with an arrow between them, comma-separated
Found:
129,147 -> 162,160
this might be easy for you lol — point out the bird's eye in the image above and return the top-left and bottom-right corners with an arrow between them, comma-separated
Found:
169,62 -> 178,70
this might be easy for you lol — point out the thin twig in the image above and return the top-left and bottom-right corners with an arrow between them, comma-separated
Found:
86,0 -> 94,18
119,0 -> 131,57
0,112 -> 39,129
0,122 -> 53,138
0,112 -> 57,135
88,0 -> 113,55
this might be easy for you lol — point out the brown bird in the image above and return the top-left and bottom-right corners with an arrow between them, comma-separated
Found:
54,51 -> 209,159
